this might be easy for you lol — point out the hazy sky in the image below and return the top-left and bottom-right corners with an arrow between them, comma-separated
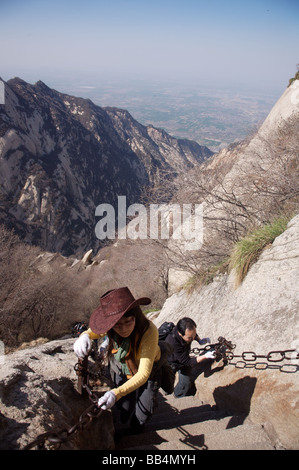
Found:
1,0 -> 299,93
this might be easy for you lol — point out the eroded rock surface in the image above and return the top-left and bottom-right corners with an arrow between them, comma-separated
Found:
0,338 -> 114,450
154,215 -> 299,449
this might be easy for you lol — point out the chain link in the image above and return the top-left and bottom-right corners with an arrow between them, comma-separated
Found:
191,338 -> 299,374
24,357 -> 107,450
227,349 -> 299,373
191,336 -> 236,365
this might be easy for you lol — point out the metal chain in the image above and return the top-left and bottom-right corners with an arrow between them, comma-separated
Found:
191,336 -> 236,365
191,338 -> 299,374
227,349 -> 299,373
24,357 -> 107,450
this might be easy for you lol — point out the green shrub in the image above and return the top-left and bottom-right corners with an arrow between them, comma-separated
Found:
288,64 -> 299,87
183,258 -> 229,292
229,216 -> 291,286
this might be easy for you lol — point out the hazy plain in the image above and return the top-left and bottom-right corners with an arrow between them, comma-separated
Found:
49,77 -> 282,152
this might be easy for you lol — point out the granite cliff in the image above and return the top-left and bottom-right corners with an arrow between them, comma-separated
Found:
150,81 -> 299,449
0,77 -> 212,255
153,214 -> 299,449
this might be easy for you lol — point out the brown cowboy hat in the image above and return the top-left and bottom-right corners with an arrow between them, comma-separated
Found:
89,287 -> 151,334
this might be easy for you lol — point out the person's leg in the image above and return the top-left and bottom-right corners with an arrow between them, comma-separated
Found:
131,361 -> 164,430
189,358 -> 213,382
174,360 -> 213,398
132,376 -> 160,430
173,366 -> 193,397
109,357 -> 136,422
117,390 -> 137,423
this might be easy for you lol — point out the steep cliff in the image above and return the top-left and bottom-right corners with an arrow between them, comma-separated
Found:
163,79 -> 299,284
154,214 -> 299,449
0,78 -> 212,255
147,82 -> 299,449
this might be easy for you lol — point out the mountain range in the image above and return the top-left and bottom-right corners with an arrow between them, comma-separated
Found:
0,77 -> 212,255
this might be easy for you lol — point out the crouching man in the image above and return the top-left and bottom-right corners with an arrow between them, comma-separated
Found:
165,317 -> 216,398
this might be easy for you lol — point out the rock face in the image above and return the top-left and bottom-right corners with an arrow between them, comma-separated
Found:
0,78 -> 212,255
154,214 -> 299,449
203,79 -> 299,186
0,338 -> 114,450
152,80 -> 299,296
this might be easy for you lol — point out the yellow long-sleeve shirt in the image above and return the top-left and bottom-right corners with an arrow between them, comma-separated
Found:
85,320 -> 161,401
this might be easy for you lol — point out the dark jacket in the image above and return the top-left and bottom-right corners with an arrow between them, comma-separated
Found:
165,326 -> 198,369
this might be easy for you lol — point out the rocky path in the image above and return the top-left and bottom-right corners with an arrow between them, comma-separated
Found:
0,338 -> 286,450
113,391 -> 277,451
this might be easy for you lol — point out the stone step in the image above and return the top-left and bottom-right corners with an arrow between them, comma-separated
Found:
145,392 -> 230,431
113,392 -> 276,451
115,416 -> 275,450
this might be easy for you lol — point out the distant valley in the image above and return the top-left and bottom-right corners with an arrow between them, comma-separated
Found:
0,77 -> 211,255
48,77 -> 282,151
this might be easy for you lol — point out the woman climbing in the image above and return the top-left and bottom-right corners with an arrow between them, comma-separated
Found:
73,286 -> 171,432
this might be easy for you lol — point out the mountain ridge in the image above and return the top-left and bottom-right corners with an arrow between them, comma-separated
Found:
0,77 -> 212,255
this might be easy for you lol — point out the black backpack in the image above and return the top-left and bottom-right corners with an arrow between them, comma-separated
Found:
71,322 -> 88,338
158,321 -> 175,341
